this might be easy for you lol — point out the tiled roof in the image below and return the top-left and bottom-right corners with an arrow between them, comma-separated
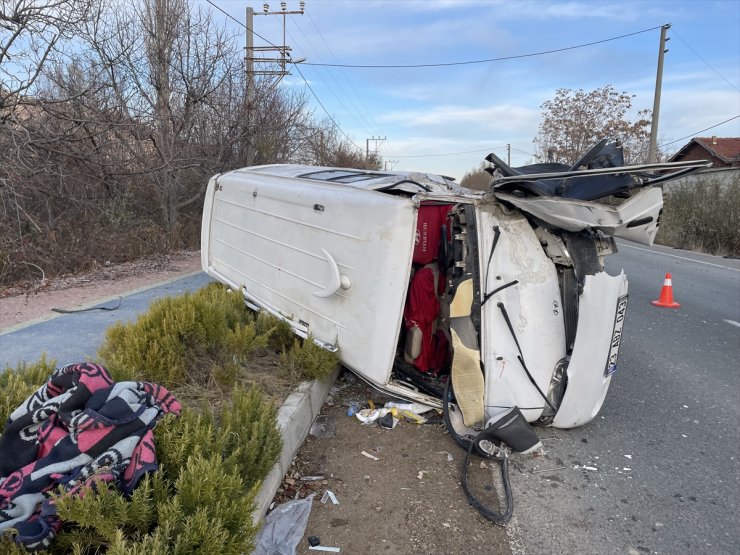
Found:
671,137 -> 740,162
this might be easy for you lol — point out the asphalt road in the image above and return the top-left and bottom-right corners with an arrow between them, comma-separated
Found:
507,241 -> 740,555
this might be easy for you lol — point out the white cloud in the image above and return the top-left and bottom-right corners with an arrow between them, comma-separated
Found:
380,103 -> 540,134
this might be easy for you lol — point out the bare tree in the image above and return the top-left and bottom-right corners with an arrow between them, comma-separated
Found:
0,0 -> 93,117
534,86 -> 652,165
0,0 -> 373,285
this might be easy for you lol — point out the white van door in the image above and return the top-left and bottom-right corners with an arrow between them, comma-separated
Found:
201,169 -> 417,388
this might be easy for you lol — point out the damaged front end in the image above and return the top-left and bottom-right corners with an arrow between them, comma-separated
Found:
479,140 -> 709,428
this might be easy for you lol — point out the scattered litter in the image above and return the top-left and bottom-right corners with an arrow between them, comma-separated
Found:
356,408 -> 390,424
308,536 -> 321,547
378,412 -> 399,429
385,401 -> 435,414
368,399 -> 375,410
347,403 -> 360,417
530,466 -> 566,474
310,415 -> 336,438
623,467 -> 632,471
574,465 -> 599,471
480,461 -> 487,469
309,546 -> 340,553
624,454 -> 633,459
682,434 -> 688,438
417,470 -> 428,479
301,476 -> 325,482
655,522 -> 664,528
438,451 -> 453,462
396,408 -> 427,424
253,494 -> 314,555
321,490 -> 339,505
682,405 -> 688,408
361,450 -> 380,461
442,522 -> 451,528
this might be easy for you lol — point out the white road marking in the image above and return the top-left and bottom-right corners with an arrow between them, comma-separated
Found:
723,319 -> 740,328
617,243 -> 740,272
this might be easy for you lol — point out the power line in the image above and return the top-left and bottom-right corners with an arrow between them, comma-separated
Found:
205,0 -> 244,28
305,12 -> 385,136
292,62 -> 364,151
672,29 -> 740,93
205,0 -> 363,152
288,23 -> 379,137
659,115 -> 740,148
302,25 -> 665,68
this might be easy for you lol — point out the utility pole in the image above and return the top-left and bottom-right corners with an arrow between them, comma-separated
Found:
245,2 -> 306,165
384,160 -> 398,171
648,23 -> 671,164
507,144 -> 511,166
246,7 -> 255,166
366,136 -> 386,159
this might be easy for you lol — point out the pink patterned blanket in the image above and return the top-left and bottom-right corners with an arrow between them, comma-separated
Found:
0,362 -> 180,551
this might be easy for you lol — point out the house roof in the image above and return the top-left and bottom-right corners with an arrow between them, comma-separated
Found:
669,137 -> 740,163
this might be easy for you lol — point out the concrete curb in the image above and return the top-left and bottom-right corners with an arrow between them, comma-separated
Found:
252,366 -> 341,524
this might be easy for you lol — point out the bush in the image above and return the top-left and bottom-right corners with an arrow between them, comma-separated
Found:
656,177 -> 740,256
0,355 -> 57,425
1,283 -> 341,553
281,337 -> 339,381
50,386 -> 280,555
98,283 -> 260,386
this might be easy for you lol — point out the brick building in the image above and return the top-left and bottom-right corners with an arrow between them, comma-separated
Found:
668,137 -> 740,168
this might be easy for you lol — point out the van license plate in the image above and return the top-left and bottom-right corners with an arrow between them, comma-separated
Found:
605,295 -> 628,377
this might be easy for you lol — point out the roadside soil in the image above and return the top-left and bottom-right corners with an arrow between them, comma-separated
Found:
275,373 -> 517,555
0,251 -> 201,331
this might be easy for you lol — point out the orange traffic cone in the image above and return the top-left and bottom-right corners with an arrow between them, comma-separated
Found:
651,273 -> 681,308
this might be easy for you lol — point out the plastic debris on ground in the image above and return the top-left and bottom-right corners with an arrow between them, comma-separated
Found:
310,414 -> 336,438
378,412 -> 399,429
384,401 -> 435,414
308,546 -> 341,552
320,490 -> 339,505
361,450 -> 379,461
355,407 -> 427,425
253,494 -> 315,555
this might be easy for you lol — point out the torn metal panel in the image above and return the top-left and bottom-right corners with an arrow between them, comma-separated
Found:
494,186 -> 663,246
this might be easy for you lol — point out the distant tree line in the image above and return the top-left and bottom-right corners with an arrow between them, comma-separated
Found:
0,0 -> 377,286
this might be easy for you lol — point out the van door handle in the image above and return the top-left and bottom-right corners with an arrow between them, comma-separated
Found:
313,248 -> 351,298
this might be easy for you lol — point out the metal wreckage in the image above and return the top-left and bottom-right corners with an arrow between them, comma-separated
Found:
200,139 -> 708,523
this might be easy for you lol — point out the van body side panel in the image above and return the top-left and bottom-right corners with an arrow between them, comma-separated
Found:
477,206 -> 567,423
202,170 -> 417,388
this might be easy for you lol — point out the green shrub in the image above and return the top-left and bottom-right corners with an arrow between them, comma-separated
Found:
48,387 -> 280,554
255,311 -> 294,352
153,387 -> 281,487
98,283 -> 263,386
281,337 -> 339,381
657,177 -> 740,256
0,355 -> 57,425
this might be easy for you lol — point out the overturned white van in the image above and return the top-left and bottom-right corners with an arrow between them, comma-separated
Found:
201,140 -> 707,431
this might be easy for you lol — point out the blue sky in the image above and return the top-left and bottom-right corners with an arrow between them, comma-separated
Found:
205,0 -> 740,179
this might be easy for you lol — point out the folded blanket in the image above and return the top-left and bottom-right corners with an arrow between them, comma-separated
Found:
0,362 -> 180,551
